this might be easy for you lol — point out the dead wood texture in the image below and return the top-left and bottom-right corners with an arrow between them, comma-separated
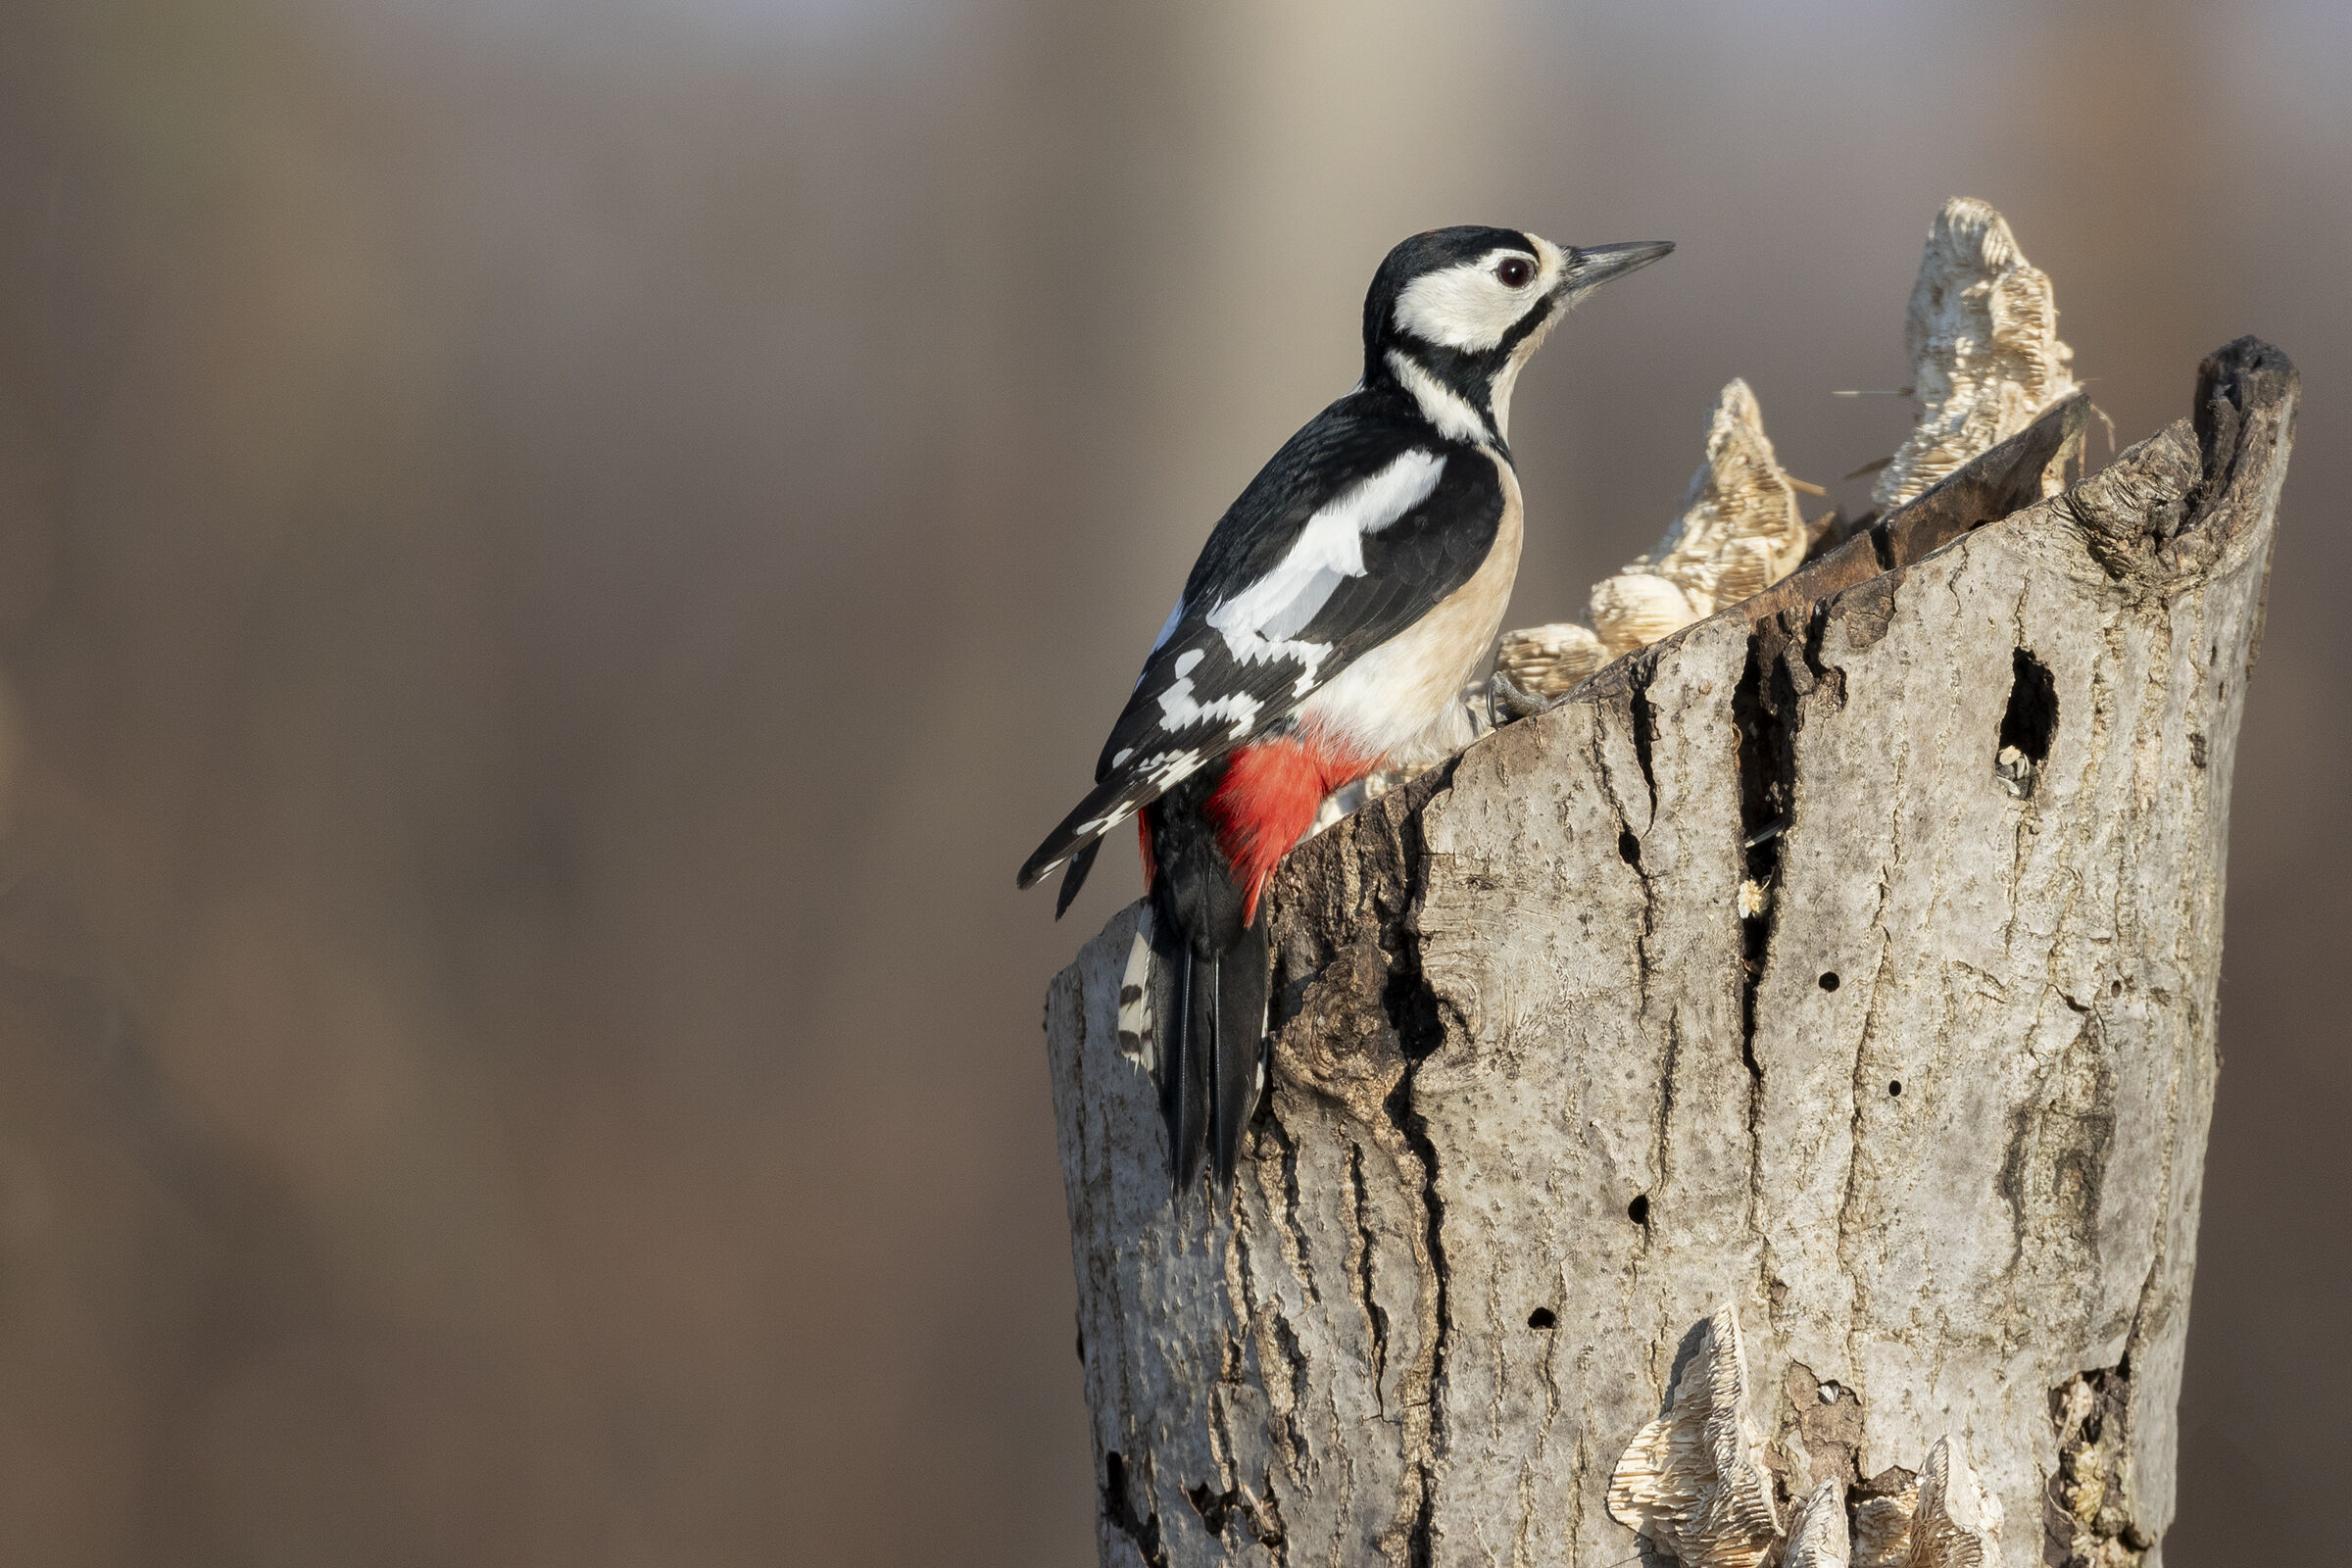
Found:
1045,339 -> 2295,1568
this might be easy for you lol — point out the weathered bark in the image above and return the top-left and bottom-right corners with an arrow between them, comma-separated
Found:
1045,339 -> 2294,1568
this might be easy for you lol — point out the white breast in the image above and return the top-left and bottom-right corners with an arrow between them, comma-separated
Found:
1298,448 -> 1523,764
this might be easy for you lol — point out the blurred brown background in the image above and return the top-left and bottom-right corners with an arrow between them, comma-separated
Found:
0,0 -> 2341,1563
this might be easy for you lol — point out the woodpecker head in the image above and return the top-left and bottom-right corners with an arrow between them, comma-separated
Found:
1364,226 -> 1673,445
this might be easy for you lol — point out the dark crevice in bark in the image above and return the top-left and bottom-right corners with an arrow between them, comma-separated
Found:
1640,1017 -> 1678,1251
1270,1316 -> 1310,1467
1736,608 -> 1825,1243
1734,604 -> 1835,1068
2042,1253 -> 2166,1564
1345,1139 -> 1389,1410
2045,1362 -> 2150,1565
1263,1109 -> 1320,1305
1630,671 -> 1660,814
1103,1451 -> 1172,1568
1248,1474 -> 1291,1565
1376,772 -> 1453,1065
1373,793 -> 1452,1568
1866,516 -> 1900,572
1264,760 -> 1461,1567
1732,625 -> 1793,1081
1406,1479 -> 1437,1568
1385,1056 -> 1450,1568
1207,1331 -> 1243,1495
1185,1481 -> 1240,1540
1799,601 -> 1845,708
1606,663 -> 1665,1019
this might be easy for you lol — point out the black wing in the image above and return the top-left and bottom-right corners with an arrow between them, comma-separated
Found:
1019,388 -> 1502,893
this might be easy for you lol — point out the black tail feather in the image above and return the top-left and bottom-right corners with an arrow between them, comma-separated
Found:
1152,919 -> 1269,1199
1145,910 -> 1196,1194
1210,922 -> 1268,1187
1140,766 -> 1268,1200
1183,951 -> 1217,1193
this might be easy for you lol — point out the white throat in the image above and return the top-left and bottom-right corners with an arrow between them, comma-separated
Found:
1486,308 -> 1565,442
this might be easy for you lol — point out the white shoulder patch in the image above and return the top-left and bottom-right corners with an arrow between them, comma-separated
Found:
1204,449 -> 1446,694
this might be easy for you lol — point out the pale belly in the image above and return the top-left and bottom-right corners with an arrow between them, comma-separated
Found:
1297,448 -> 1523,765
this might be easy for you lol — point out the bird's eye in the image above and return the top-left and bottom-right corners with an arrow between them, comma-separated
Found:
1495,257 -> 1534,287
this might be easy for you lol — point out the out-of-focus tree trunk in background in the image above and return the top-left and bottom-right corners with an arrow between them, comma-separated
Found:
0,0 -> 2341,1564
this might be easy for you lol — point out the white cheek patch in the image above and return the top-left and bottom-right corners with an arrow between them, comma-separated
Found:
1394,251 -> 1537,351
1204,449 -> 1447,693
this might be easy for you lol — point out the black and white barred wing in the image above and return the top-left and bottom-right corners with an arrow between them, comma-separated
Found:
1019,416 -> 1499,893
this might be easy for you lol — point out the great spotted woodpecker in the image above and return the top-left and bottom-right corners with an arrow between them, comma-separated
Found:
1019,226 -> 1673,1195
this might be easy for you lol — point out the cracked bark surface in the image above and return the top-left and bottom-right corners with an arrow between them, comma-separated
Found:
1045,339 -> 2293,1568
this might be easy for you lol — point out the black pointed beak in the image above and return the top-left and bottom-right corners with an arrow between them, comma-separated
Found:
1560,240 -> 1675,297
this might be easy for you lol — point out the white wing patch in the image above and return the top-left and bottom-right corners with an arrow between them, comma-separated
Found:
1147,750 -> 1203,788
1070,746 -> 1203,842
1154,671 -> 1261,736
1204,449 -> 1446,695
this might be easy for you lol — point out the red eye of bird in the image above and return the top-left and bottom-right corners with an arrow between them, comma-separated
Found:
1495,256 -> 1534,287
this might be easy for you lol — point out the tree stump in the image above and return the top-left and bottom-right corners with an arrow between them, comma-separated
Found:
1045,338 -> 2295,1568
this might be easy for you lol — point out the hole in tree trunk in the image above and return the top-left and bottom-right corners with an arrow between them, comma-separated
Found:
1995,648 -> 2059,797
